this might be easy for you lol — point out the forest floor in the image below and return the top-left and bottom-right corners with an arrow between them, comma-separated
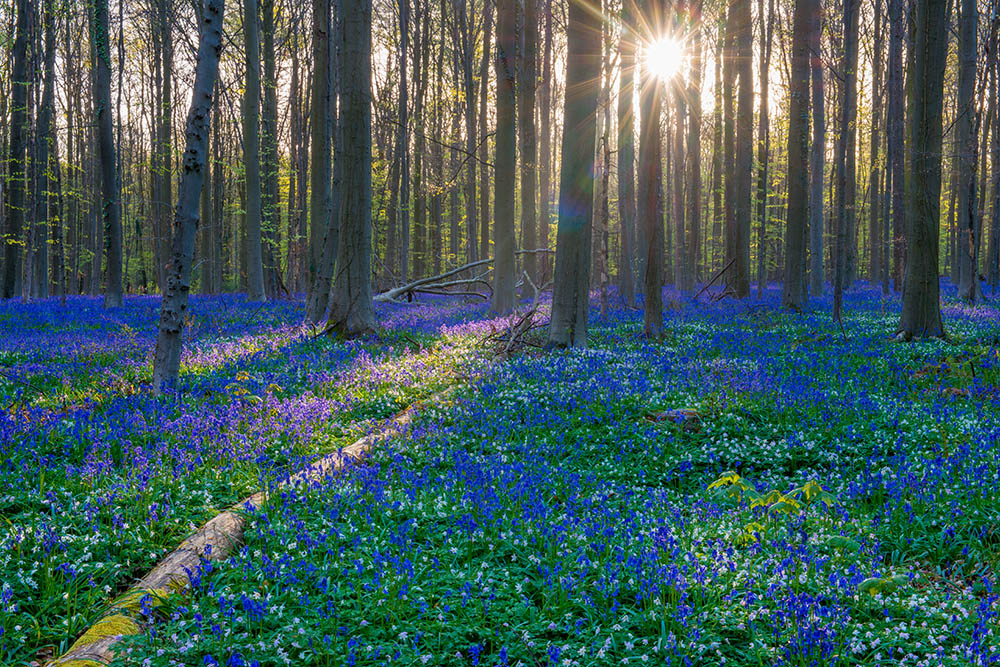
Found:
1,285 -> 999,666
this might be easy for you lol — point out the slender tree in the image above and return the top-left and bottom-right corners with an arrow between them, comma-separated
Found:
640,43 -> 664,335
152,0 -> 225,393
731,0 -> 752,297
756,0 -> 774,297
617,0 -> 637,306
2,0 -> 29,299
548,0 -> 600,347
492,0 -> 517,312
833,0 -> 859,320
808,0 -> 825,295
685,0 -> 702,293
887,0 -> 904,291
519,0 -> 538,294
956,0 -> 981,303
243,0 -> 267,301
899,0 -> 946,339
93,0 -> 124,307
783,0 -> 810,310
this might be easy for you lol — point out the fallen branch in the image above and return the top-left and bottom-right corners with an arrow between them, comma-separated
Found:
694,257 -> 736,300
374,250 -> 554,303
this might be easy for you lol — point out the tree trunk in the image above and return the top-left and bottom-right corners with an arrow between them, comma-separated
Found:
33,0 -> 58,299
519,0 -> 538,295
309,0 -> 333,290
152,0 -> 224,393
412,1 -> 429,280
956,0 -> 981,303
538,0 -> 553,283
260,0 -> 281,298
731,0 -> 752,297
93,0 -> 124,307
478,1 -> 493,266
899,0 -> 946,339
833,0 -> 859,320
2,0 -> 29,299
887,0 -> 904,292
756,0 -> 774,298
989,48 -> 1000,293
243,0 -> 266,301
685,0 -> 703,293
547,0 -> 599,348
617,0 -> 636,306
455,0 -> 478,265
327,0 -> 375,336
492,0 -> 517,313
782,0 -> 810,310
869,0 -> 884,285
808,0 -> 825,295
640,43 -> 664,336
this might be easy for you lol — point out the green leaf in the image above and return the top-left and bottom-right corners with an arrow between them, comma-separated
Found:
826,536 -> 862,552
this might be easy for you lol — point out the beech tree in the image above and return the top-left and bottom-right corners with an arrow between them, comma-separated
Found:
152,0 -> 226,393
899,0 -> 947,339
548,0 -> 600,348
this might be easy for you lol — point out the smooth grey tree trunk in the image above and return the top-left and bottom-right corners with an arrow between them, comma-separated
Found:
309,0 -> 332,290
782,0 -> 810,310
833,0 -> 859,320
243,0 -> 266,302
152,0 -> 225,393
538,0 -> 553,283
32,0 -> 58,299
899,0 -> 946,339
617,0 -> 636,307
956,0 -> 981,303
640,45 -> 664,337
808,0 -> 825,296
326,0 -> 374,336
2,0 -> 29,299
93,0 -> 124,307
686,0 -> 703,294
547,0 -> 599,348
519,0 -> 537,295
492,0 -> 517,313
732,0 -> 752,298
887,0 -> 904,292
755,0 -> 773,298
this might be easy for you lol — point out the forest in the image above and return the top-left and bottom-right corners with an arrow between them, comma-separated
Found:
2,0 -> 1000,664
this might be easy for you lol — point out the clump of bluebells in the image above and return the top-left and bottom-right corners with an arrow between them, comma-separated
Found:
5,285 -> 1000,666
0,294 -> 493,664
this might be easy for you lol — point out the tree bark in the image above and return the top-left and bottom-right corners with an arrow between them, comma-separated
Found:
899,0 -> 946,339
617,0 -> 636,306
887,0 -> 904,292
243,0 -> 267,301
152,0 -> 225,393
326,0 -> 375,336
731,0 -> 752,297
833,0 -> 859,320
519,0 -> 538,295
492,0 -> 517,313
538,0 -> 553,283
755,0 -> 773,298
640,45 -> 664,335
808,0 -> 825,295
782,0 -> 810,310
685,0 -> 702,293
478,1 -> 493,264
2,0 -> 29,299
547,0 -> 599,348
869,0 -> 884,285
956,0 -> 981,303
93,0 -> 124,307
